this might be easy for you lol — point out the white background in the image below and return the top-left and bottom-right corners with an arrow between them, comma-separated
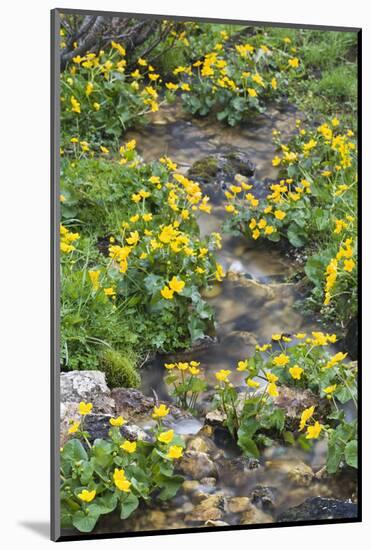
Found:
0,0 -> 368,547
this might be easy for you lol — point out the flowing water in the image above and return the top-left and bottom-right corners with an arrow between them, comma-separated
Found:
93,102 -> 357,534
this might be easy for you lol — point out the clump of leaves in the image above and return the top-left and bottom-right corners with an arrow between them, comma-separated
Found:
61,403 -> 185,533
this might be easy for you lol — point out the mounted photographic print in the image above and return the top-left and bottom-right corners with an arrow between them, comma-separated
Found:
51,8 -> 361,541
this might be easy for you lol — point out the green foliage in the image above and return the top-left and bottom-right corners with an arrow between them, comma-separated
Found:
163,360 -> 207,411
223,117 -> 357,325
61,410 -> 185,533
60,146 -> 223,357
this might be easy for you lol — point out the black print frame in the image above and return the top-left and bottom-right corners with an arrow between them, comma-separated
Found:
51,8 -> 362,542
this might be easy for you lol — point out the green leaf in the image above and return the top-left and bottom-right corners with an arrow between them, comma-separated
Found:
72,510 -> 100,533
344,440 -> 358,468
62,439 -> 88,463
305,255 -> 325,286
120,493 -> 139,519
157,474 -> 184,500
237,433 -> 260,458
326,440 -> 343,474
287,223 -> 306,247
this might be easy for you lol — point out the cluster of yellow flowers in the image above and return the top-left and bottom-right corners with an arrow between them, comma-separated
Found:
299,406 -> 323,439
164,360 -> 201,375
60,224 -> 80,253
324,237 -> 356,305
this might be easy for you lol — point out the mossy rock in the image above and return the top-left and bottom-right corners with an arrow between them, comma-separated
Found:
188,157 -> 219,183
187,150 -> 255,184
100,348 -> 140,388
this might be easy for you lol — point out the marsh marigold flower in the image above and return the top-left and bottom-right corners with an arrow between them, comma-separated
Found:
110,416 -> 126,427
120,440 -> 137,453
152,404 -> 170,419
306,421 -> 323,439
158,429 -> 174,444
78,489 -> 96,503
299,406 -> 315,431
79,402 -> 93,415
167,445 -> 183,459
113,468 -> 131,492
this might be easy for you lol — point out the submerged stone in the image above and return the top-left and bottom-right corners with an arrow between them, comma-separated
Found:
277,497 -> 358,522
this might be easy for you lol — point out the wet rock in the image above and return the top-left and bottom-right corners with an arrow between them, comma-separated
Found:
265,459 -> 314,487
179,451 -> 218,480
186,437 -> 211,454
111,388 -> 154,419
205,520 -> 230,527
205,409 -> 227,427
60,371 -> 115,414
200,477 -> 217,487
226,456 -> 261,487
227,497 -> 252,513
240,506 -> 273,524
277,497 -> 358,522
227,260 -> 246,274
201,284 -> 223,299
222,330 -> 258,348
185,495 -> 225,523
274,386 -> 328,423
187,151 -> 255,185
111,387 -> 190,424
182,480 -> 200,493
250,486 -> 279,512
84,415 -> 150,443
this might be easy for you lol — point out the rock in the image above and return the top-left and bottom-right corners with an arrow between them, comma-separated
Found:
185,495 -> 225,523
205,409 -> 227,426
111,388 -> 154,419
222,330 -> 258,348
187,151 -> 255,185
186,436 -> 214,454
227,260 -> 246,274
265,459 -> 314,487
201,284 -> 223,299
227,497 -> 252,513
277,497 -> 358,522
226,456 -> 261,487
240,506 -> 273,524
205,520 -> 230,527
60,371 -> 115,413
200,477 -> 217,487
250,486 -> 279,512
179,451 -> 218,480
182,480 -> 200,493
274,386 -> 328,423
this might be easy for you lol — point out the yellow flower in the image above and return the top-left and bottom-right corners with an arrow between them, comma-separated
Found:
85,81 -> 93,96
109,416 -> 126,427
247,378 -> 260,389
272,156 -> 281,167
215,263 -> 225,282
272,334 -> 282,341
79,402 -> 93,415
93,102 -> 100,111
299,406 -> 315,431
177,362 -> 189,371
252,229 -> 260,240
273,353 -> 290,367
215,369 -> 231,382
113,468 -> 131,492
237,360 -> 249,371
274,210 -> 286,220
166,82 -> 178,91
225,204 -> 236,213
294,333 -> 306,339
248,88 -> 257,97
68,421 -> 80,434
158,429 -> 174,444
306,421 -> 323,439
164,363 -> 176,369
288,57 -> 299,68
189,366 -> 200,375
267,383 -> 278,397
88,270 -> 100,291
78,489 -> 96,503
344,259 -> 355,272
126,231 -> 139,246
323,384 -> 337,394
161,286 -> 174,300
152,404 -> 170,419
120,440 -> 137,453
70,95 -> 81,113
266,372 -> 278,384
100,146 -> 109,154
289,365 -> 304,380
167,445 -> 183,459
104,287 -> 116,298
169,276 -> 185,294
271,77 -> 277,90
142,213 -> 153,222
